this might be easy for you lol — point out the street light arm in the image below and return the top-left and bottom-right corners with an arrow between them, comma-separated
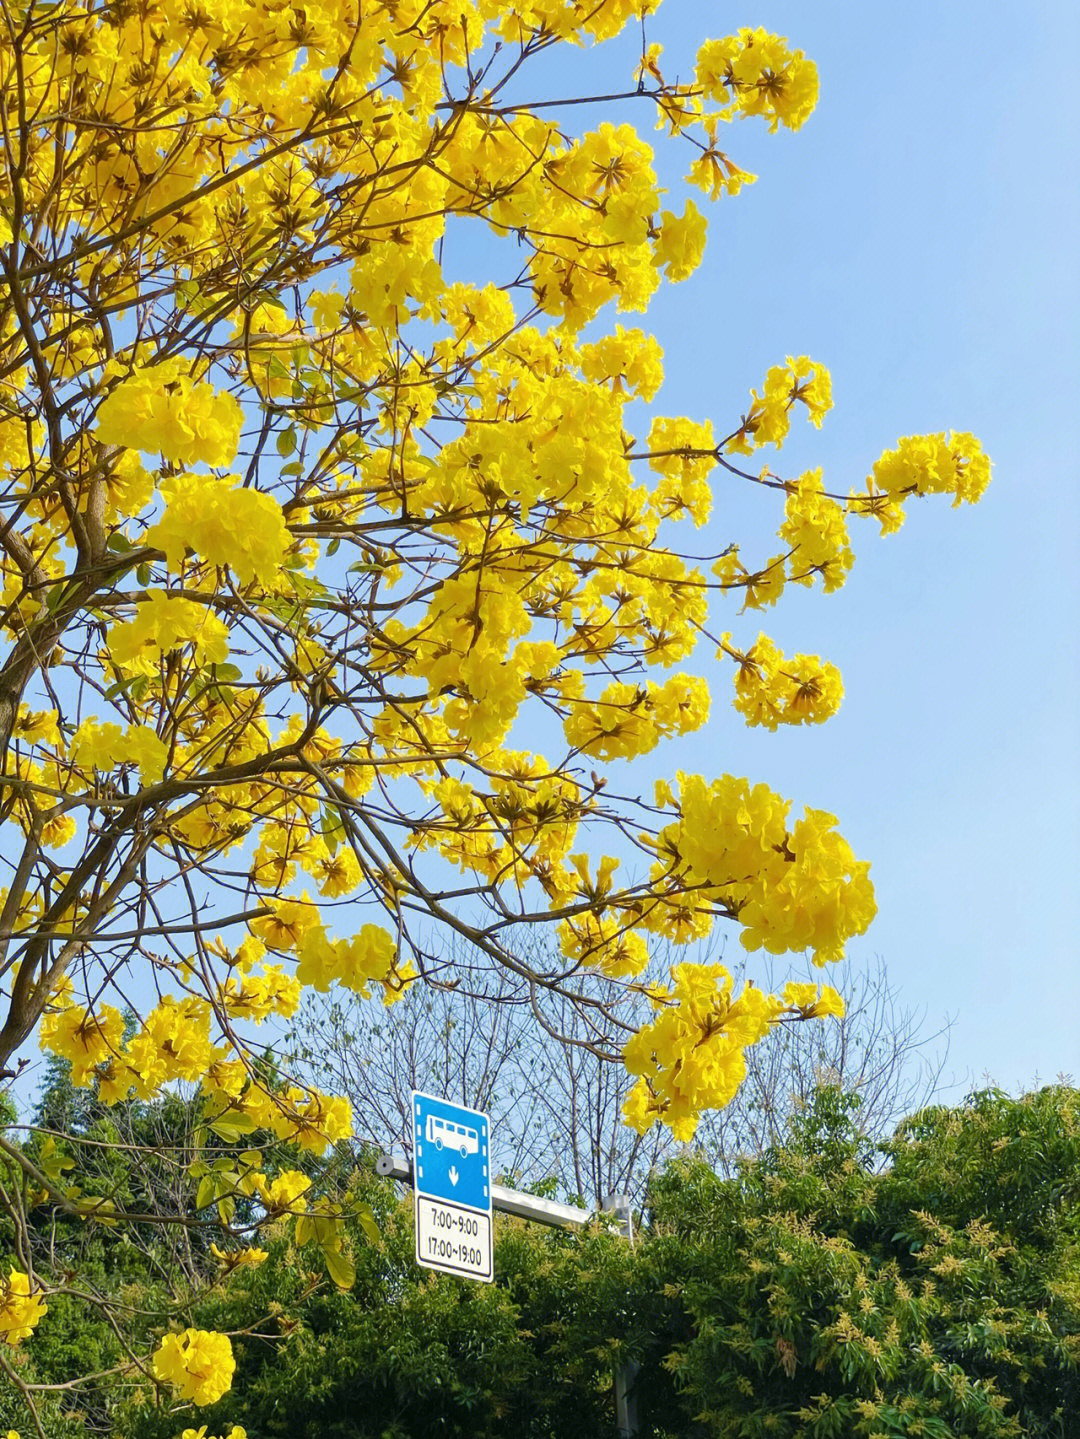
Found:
376,1152 -> 612,1232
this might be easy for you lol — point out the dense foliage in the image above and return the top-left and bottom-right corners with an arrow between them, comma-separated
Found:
635,1086 -> 1080,1438
0,1055 -> 369,1435
5,1077 -> 1076,1437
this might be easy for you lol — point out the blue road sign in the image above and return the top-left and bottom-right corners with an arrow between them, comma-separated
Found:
412,1091 -> 492,1281
413,1091 -> 490,1210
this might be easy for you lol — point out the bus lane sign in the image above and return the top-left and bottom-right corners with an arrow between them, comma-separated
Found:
411,1091 -> 493,1282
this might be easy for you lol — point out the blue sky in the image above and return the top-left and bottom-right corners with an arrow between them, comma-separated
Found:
523,0 -> 1079,1094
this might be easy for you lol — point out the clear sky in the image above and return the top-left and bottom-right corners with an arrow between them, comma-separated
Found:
524,0 -> 1080,1095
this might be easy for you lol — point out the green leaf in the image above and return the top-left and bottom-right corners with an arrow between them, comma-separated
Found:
286,572 -> 327,600
261,600 -> 304,628
209,1112 -> 259,1142
38,1137 -> 76,1180
355,1204 -> 381,1246
276,425 -> 297,457
320,805 -> 344,855
45,580 -> 70,613
323,1246 -> 356,1290
136,562 -> 151,586
106,531 -> 133,552
196,1174 -> 218,1211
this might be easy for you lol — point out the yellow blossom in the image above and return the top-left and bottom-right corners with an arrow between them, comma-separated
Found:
108,593 -> 229,675
3,0 -> 991,1291
13,707 -> 61,748
0,1271 -> 47,1346
255,1170 -> 312,1214
210,1245 -> 268,1270
41,811 -> 77,847
145,474 -> 290,587
152,1329 -> 235,1407
40,1003 -> 125,1086
95,365 -> 243,468
652,200 -> 707,282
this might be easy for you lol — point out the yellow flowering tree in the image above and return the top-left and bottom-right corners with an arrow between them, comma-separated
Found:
0,0 -> 988,1424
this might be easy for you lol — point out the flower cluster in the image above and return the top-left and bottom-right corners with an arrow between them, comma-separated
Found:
641,773 -> 877,962
868,431 -> 992,507
564,675 -> 710,761
152,1329 -> 235,1407
70,720 -> 168,784
623,964 -> 846,1139
0,1271 -> 47,1346
723,633 -> 844,730
695,29 -> 820,133
728,356 -> 834,453
39,985 -> 351,1153
780,470 -> 854,593
145,474 -> 291,588
107,593 -> 229,676
95,363 -> 243,469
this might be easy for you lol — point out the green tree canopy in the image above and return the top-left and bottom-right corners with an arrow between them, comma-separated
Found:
15,1082 -> 1068,1439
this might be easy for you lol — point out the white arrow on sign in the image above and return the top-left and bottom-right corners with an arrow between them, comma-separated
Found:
448,1165 -> 459,1187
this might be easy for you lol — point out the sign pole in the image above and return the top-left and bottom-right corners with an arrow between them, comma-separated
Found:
601,1193 -> 640,1439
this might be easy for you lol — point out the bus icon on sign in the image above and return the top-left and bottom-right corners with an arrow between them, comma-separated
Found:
426,1114 -> 479,1157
